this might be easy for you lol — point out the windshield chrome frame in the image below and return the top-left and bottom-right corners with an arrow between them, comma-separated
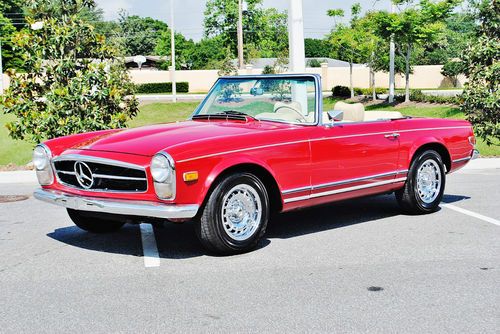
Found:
190,74 -> 323,127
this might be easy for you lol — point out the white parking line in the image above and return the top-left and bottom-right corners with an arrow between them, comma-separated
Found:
139,223 -> 160,267
442,204 -> 500,227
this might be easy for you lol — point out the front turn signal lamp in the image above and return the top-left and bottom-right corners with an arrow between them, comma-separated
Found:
33,145 -> 54,185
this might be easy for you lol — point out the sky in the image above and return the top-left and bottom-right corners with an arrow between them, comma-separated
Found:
94,0 -> 393,41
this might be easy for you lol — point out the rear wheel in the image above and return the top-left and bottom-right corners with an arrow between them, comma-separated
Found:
195,173 -> 269,255
396,150 -> 446,214
67,209 -> 125,233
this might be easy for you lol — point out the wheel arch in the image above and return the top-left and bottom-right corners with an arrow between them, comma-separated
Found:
408,140 -> 451,172
199,159 -> 283,215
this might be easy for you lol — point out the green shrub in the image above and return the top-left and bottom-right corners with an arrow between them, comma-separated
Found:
262,65 -> 275,75
332,86 -> 387,97
306,59 -> 322,68
394,89 -> 460,104
356,87 -> 387,96
332,85 -> 351,97
135,82 -> 189,94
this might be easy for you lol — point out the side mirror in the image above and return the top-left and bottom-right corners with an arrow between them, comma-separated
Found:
327,110 -> 344,122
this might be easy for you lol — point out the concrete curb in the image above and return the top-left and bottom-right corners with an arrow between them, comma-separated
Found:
0,158 -> 498,184
0,170 -> 37,184
460,158 -> 500,170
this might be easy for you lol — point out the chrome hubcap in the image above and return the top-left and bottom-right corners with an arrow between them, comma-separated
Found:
221,184 -> 262,241
416,159 -> 441,204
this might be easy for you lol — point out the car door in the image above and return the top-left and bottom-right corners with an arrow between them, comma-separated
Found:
308,120 -> 402,203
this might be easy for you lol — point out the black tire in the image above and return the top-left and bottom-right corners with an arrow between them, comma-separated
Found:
396,150 -> 446,214
195,173 -> 270,255
67,209 -> 125,233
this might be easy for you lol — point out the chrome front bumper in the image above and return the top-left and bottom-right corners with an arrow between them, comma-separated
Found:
33,188 -> 199,220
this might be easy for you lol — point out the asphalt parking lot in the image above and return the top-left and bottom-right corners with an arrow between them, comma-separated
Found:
0,166 -> 499,333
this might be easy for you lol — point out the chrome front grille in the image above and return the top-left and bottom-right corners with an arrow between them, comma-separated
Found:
53,155 -> 148,193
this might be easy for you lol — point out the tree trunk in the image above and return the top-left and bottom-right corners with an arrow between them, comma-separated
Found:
349,61 -> 354,99
405,46 -> 411,103
370,65 -> 376,101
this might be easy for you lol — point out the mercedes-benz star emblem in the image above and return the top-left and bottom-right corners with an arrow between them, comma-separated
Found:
74,161 -> 94,189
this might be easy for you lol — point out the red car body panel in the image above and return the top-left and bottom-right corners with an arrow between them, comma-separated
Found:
42,113 -> 474,214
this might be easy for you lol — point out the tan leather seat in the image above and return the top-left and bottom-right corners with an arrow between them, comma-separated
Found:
364,110 -> 404,121
332,101 -> 403,122
333,101 -> 365,122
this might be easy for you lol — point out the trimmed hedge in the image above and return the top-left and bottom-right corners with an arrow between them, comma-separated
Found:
332,85 -> 387,97
395,89 -> 461,104
135,82 -> 189,94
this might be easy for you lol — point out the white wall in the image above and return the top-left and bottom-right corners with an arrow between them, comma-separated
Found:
1,65 -> 465,94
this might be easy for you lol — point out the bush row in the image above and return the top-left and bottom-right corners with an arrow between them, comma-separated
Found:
135,82 -> 189,94
331,85 -> 387,97
332,85 -> 460,104
395,90 -> 461,104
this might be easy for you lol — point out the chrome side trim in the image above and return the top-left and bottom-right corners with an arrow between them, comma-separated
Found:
452,157 -> 471,163
284,177 -> 407,203
282,169 -> 409,195
281,185 -> 312,195
53,154 -> 145,171
33,188 -> 199,220
312,170 -> 408,191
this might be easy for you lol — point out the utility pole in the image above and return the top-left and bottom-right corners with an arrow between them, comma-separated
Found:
389,2 -> 395,103
170,0 -> 177,103
288,0 -> 305,72
0,39 -> 3,94
237,0 -> 244,69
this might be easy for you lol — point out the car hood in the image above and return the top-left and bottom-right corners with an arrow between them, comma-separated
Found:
72,120 -> 293,157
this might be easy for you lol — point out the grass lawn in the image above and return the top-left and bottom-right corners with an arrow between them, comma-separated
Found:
0,113 -> 35,166
0,98 -> 498,167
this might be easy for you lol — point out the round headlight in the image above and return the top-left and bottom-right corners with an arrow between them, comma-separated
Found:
33,145 -> 50,170
151,154 -> 171,183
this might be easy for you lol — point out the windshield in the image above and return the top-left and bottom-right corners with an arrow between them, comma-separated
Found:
194,76 -> 317,124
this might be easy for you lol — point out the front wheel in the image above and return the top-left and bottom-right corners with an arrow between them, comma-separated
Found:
195,173 -> 270,255
67,209 -> 125,233
396,150 -> 446,214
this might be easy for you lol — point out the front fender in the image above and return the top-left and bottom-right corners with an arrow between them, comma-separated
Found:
195,154 -> 281,206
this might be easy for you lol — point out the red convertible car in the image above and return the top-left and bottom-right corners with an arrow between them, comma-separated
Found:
34,74 -> 478,254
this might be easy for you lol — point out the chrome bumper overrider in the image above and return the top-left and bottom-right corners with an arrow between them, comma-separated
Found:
472,149 -> 480,160
33,189 -> 199,219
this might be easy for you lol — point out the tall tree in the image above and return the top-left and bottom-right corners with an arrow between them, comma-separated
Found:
460,0 -> 499,146
374,0 -> 459,102
203,0 -> 287,59
328,4 -> 371,98
418,12 -> 476,65
304,38 -> 331,58
119,13 -> 168,56
0,0 -> 25,71
2,0 -> 138,143
154,30 -> 195,69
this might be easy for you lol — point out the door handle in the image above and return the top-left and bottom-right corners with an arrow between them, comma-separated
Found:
384,133 -> 400,138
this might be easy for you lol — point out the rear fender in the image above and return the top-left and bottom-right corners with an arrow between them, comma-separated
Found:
406,136 -> 447,168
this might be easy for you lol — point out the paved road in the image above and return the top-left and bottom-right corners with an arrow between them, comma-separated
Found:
0,169 -> 499,333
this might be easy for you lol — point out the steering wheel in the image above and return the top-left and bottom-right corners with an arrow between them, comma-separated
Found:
274,105 -> 307,122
